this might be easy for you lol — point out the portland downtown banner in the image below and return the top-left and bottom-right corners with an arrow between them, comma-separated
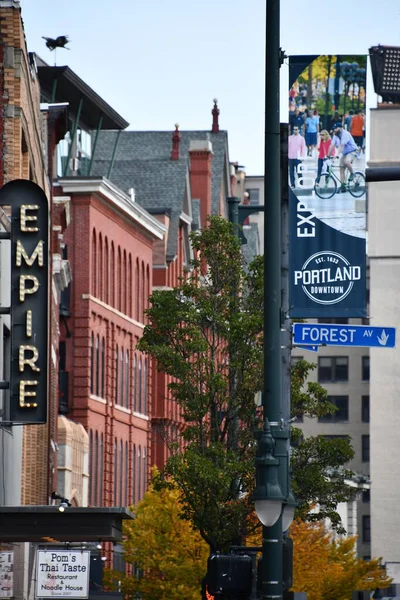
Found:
288,55 -> 367,318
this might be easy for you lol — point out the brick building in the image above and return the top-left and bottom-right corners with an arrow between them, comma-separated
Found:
56,176 -> 164,508
90,106 -> 234,469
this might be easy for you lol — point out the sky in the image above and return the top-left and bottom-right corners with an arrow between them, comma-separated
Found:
21,0 -> 400,175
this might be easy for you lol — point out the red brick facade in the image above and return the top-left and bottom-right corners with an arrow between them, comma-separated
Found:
58,179 -> 164,507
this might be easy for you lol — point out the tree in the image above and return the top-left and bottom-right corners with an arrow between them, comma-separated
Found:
290,518 -> 391,600
138,216 -> 356,551
103,471 -> 209,600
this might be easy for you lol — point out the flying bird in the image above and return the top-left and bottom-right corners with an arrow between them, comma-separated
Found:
42,35 -> 70,51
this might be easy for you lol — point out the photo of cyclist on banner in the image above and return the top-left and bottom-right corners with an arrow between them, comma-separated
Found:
288,54 -> 367,240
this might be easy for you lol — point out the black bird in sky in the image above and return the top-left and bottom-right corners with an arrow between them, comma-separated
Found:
42,35 -> 70,51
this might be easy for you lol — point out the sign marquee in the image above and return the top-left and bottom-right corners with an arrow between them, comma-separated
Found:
0,180 -> 49,423
35,551 -> 90,599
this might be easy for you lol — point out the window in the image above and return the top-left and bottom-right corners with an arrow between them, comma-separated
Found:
94,431 -> 98,505
101,338 -> 105,398
99,433 -> 104,506
362,395 -> 369,423
318,318 -> 349,324
362,434 -> 370,462
362,489 -> 370,503
133,355 -> 137,411
143,359 -> 147,415
125,351 -> 130,409
119,349 -> 124,406
90,333 -> 95,395
115,346 -> 119,404
95,335 -> 100,396
138,358 -> 142,413
318,396 -> 349,422
362,515 -> 371,543
132,445 -> 136,504
318,357 -> 348,382
362,356 -> 370,381
114,439 -> 118,505
142,447 -> 147,497
119,440 -> 123,506
125,442 -> 129,505
138,447 -> 142,500
246,188 -> 260,205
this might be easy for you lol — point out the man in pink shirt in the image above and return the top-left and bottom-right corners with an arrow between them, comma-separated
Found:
288,126 -> 306,188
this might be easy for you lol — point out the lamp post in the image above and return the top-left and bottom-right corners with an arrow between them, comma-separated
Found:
254,0 -> 293,598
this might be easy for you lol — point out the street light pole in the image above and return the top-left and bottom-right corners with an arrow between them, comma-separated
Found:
259,0 -> 288,598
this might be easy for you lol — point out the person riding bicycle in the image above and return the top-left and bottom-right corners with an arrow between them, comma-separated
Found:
327,122 -> 358,193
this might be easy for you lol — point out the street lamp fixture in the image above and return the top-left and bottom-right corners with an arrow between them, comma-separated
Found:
254,420 -> 285,527
281,489 -> 296,533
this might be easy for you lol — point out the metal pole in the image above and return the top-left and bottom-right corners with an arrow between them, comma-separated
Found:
262,0 -> 284,598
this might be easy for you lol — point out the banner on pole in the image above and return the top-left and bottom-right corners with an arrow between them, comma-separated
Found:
288,55 -> 367,318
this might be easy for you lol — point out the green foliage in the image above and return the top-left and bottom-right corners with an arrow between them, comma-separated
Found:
138,216 -> 356,550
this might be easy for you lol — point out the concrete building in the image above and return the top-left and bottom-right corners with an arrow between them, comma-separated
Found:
368,104 -> 400,581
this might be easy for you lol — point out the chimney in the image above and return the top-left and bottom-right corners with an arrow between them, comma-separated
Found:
211,98 -> 220,133
189,140 -> 213,231
170,123 -> 181,160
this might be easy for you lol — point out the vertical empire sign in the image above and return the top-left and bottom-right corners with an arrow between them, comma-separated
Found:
0,180 -> 49,423
288,55 -> 367,318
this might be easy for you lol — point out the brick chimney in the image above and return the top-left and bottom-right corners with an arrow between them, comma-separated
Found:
170,123 -> 181,160
189,140 -> 213,230
212,98 -> 220,133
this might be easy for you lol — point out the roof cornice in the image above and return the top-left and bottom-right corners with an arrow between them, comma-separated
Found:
58,177 -> 166,240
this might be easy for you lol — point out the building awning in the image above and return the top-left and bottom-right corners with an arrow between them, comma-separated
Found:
36,59 -> 129,130
0,507 -> 134,542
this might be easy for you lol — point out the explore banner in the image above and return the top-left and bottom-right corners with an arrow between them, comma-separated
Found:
288,55 -> 367,318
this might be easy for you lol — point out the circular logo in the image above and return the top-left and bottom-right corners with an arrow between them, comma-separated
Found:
294,251 -> 361,305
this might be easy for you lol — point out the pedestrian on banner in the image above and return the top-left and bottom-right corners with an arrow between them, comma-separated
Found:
288,126 -> 306,189
289,107 -> 305,135
316,130 -> 332,182
350,109 -> 365,152
328,122 -> 358,193
305,111 -> 319,156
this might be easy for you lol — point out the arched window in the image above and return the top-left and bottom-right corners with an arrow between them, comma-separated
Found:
99,433 -> 104,506
119,348 -> 124,407
137,446 -> 141,501
132,445 -> 136,505
114,439 -> 118,506
117,247 -> 122,312
135,259 -> 140,321
115,345 -> 119,404
101,337 -> 105,398
99,233 -> 103,301
146,264 -> 150,323
138,358 -> 142,413
89,430 -> 93,505
141,261 -> 145,322
125,351 -> 130,409
142,446 -> 147,497
128,254 -> 132,317
133,355 -> 137,412
105,237 -> 109,304
125,441 -> 129,505
110,242 -> 115,307
119,440 -> 123,506
95,335 -> 100,396
143,359 -> 147,415
122,250 -> 127,314
92,230 -> 97,296
90,333 -> 95,395
94,431 -> 99,505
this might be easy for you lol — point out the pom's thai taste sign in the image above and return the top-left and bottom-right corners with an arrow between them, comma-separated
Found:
35,551 -> 90,598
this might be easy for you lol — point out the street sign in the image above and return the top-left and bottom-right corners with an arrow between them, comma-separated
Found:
295,345 -> 319,353
293,323 -> 396,348
36,551 -> 90,598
